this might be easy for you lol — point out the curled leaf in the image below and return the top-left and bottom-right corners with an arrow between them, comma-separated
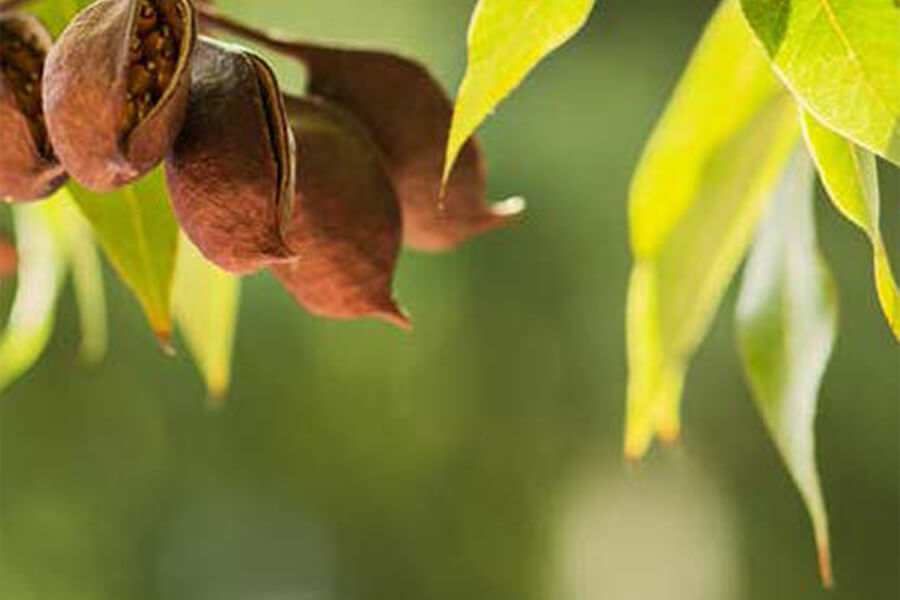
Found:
0,12 -> 67,201
43,0 -> 197,190
736,148 -> 836,587
165,37 -> 295,273
272,96 -> 407,328
801,111 -> 900,341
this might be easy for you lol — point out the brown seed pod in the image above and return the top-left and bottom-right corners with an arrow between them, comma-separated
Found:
42,0 -> 196,191
0,13 -> 66,202
284,43 -> 524,251
165,38 -> 295,273
272,96 -> 407,328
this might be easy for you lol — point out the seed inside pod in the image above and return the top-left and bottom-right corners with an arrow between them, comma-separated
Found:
42,0 -> 196,191
0,18 -> 51,159
165,38 -> 295,273
121,0 -> 186,135
0,13 -> 66,202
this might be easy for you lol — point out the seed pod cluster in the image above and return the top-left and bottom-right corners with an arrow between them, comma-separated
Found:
2,1 -> 521,328
43,0 -> 196,190
0,13 -> 66,202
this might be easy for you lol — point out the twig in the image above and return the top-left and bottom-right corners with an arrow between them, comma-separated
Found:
0,0 -> 36,13
195,1 -> 303,58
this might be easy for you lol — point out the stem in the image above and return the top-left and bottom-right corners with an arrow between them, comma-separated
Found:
0,0 -> 35,13
195,1 -> 304,58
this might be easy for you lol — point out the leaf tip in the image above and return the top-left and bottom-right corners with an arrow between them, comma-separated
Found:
817,540 -> 834,590
155,329 -> 176,356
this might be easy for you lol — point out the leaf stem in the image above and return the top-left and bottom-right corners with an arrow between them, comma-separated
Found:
0,0 -> 35,13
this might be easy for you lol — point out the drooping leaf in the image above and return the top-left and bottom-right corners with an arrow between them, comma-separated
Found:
55,199 -> 107,364
736,148 -> 836,587
198,7 -> 524,251
741,0 -> 900,165
444,0 -> 596,182
273,96 -> 408,328
68,170 -> 179,347
624,0 -> 799,459
173,236 -> 240,403
0,197 -> 67,393
801,111 -> 900,340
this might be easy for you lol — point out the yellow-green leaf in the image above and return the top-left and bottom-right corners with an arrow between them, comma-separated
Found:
736,148 -> 836,587
68,171 -> 179,346
741,0 -> 900,165
443,0 -> 595,181
801,111 -> 900,340
0,199 -> 67,393
629,0 -> 783,257
625,0 -> 800,458
173,236 -> 241,402
55,200 -> 108,365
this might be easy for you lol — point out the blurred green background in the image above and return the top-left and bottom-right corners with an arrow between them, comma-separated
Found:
2,0 -> 899,598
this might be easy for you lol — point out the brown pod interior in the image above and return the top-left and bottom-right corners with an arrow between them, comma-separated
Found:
0,13 -> 66,201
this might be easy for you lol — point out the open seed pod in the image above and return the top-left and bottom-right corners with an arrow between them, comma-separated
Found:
281,43 -> 524,251
0,13 -> 66,202
272,96 -> 407,328
42,0 -> 196,191
165,38 -> 295,273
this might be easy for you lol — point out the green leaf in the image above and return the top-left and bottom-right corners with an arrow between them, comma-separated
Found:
68,171 -> 179,346
736,148 -> 836,587
57,201 -> 108,365
0,198 -> 67,393
741,0 -> 900,165
443,0 -> 595,181
801,111 -> 900,340
630,0 -> 784,257
625,0 -> 800,458
173,236 -> 241,402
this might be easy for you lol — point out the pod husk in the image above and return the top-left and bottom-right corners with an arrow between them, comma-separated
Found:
165,38 -> 295,273
43,0 -> 196,190
0,13 -> 66,202
272,96 -> 407,327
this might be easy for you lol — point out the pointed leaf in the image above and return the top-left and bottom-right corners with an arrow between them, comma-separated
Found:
444,0 -> 595,181
625,0 -> 800,458
68,170 -> 178,346
741,0 -> 900,164
173,236 -> 240,402
736,148 -> 836,586
801,111 -> 900,340
0,197 -> 67,393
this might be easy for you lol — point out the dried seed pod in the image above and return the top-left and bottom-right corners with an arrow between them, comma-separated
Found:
42,0 -> 196,191
165,38 -> 295,273
0,13 -> 66,202
282,43 -> 524,251
272,96 -> 407,328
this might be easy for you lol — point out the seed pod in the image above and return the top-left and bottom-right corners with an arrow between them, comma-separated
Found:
279,43 -> 524,251
0,13 -> 66,202
272,96 -> 407,328
165,38 -> 295,273
43,0 -> 196,191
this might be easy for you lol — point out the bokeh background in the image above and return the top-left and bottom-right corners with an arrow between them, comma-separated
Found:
2,0 -> 899,598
